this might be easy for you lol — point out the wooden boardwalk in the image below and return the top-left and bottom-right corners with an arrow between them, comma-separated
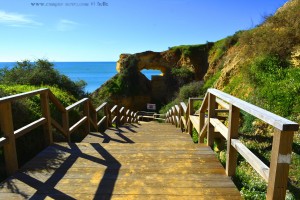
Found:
0,121 -> 241,200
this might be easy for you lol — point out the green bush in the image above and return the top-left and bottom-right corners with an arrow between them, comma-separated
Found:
246,55 -> 300,117
0,84 -> 81,181
0,60 -> 86,98
171,67 -> 194,87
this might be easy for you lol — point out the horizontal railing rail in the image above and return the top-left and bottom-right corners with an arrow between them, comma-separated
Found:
0,88 -> 138,176
166,88 -> 299,200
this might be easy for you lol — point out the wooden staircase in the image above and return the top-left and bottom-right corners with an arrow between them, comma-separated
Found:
0,88 -> 298,199
0,122 -> 241,199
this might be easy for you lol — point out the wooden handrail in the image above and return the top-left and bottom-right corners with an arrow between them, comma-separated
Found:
231,139 -> 270,182
0,137 -> 8,147
69,116 -> 88,134
0,88 -> 139,177
66,98 -> 89,111
14,118 -> 46,139
208,88 -> 298,131
0,88 -> 48,104
96,102 -> 107,112
166,88 -> 299,200
48,91 -> 66,113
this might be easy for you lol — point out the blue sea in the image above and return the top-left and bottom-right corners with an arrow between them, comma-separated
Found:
0,62 -> 161,93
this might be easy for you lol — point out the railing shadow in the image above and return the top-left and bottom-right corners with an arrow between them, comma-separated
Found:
87,125 -> 136,144
1,143 -> 121,199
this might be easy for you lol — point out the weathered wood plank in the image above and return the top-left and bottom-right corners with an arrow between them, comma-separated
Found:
189,115 -> 200,133
0,88 -> 48,104
208,88 -> 299,131
210,118 -> 228,140
65,98 -> 88,111
231,139 -> 269,181
14,118 -> 46,139
69,116 -> 87,134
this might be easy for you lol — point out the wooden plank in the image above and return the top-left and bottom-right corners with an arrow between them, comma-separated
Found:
188,99 -> 195,136
83,100 -> 90,134
62,111 -> 70,142
14,118 -> 46,139
231,139 -> 269,182
97,116 -> 107,126
69,116 -> 87,134
0,102 -> 18,175
48,90 -> 66,113
190,115 -> 200,134
210,118 -> 228,140
0,88 -> 48,104
66,98 -> 88,111
215,109 -> 229,113
110,105 -> 118,113
175,105 -> 180,113
89,117 -> 98,131
216,98 -> 230,110
207,93 -> 216,148
0,137 -> 7,147
199,93 -> 208,112
199,119 -> 208,143
96,102 -> 107,112
112,116 -> 117,123
181,116 -> 187,129
51,118 -> 67,137
89,100 -> 98,131
180,102 -> 187,114
40,92 -> 53,145
267,129 -> 294,200
119,107 -> 125,113
208,89 -> 299,131
226,105 -> 240,176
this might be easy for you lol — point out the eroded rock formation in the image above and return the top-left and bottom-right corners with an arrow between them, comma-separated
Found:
92,44 -> 214,111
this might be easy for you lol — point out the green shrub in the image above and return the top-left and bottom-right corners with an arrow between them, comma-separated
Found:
178,81 -> 204,100
171,67 -> 194,87
246,55 -> 300,117
0,60 -> 86,98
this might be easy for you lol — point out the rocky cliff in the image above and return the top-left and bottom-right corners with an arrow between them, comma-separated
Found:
91,43 -> 213,110
116,43 -> 213,81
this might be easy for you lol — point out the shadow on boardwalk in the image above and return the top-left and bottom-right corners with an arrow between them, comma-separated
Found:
0,126 -> 135,199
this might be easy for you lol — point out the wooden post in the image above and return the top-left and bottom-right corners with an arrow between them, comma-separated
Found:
188,99 -> 194,136
40,91 -> 53,146
207,93 -> 216,148
83,100 -> 90,135
0,102 -> 18,175
62,111 -> 70,142
198,112 -> 205,143
179,106 -> 183,131
104,105 -> 109,129
89,101 -> 98,132
226,104 -> 240,176
266,129 -> 294,200
124,108 -> 127,124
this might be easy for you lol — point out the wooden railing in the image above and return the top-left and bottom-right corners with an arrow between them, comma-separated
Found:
0,88 -> 138,176
166,88 -> 299,200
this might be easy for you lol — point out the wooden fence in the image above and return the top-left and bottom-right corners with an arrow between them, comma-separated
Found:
166,88 -> 299,200
0,88 -> 138,176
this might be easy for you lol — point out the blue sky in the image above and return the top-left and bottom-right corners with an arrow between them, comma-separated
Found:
0,0 -> 288,62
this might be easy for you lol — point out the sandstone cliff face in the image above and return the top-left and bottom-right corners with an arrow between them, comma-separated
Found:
92,44 -> 214,111
116,43 -> 213,81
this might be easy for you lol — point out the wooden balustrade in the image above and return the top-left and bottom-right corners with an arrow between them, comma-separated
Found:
166,88 -> 299,200
0,88 -> 138,176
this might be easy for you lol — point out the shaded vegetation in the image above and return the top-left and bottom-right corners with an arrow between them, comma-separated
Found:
0,60 -> 88,182
0,60 -> 86,98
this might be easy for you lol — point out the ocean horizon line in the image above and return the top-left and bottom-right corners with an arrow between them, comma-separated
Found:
0,61 -> 117,63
